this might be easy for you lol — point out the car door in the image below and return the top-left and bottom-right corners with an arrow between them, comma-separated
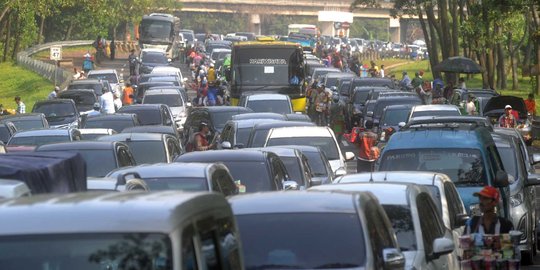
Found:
269,155 -> 288,190
363,199 -> 400,268
416,193 -> 452,269
299,154 -> 313,188
166,136 -> 182,162
117,146 -> 136,167
219,123 -> 233,147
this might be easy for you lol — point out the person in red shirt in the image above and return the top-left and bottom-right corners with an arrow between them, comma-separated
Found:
499,105 -> 518,128
525,93 -> 536,116
194,122 -> 216,151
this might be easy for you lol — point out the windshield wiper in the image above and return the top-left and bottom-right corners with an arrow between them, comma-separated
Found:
315,263 -> 360,269
249,264 -> 303,270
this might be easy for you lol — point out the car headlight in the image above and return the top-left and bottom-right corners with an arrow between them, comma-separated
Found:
510,192 -> 524,207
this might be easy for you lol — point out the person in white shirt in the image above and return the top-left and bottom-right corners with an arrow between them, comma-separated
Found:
113,92 -> 123,111
466,95 -> 476,115
459,77 -> 467,89
48,86 -> 60,100
100,87 -> 116,114
87,103 -> 101,117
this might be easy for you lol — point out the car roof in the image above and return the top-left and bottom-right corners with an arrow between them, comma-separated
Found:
98,132 -> 166,142
36,141 -> 117,151
78,128 -> 115,134
252,121 -> 314,130
34,99 -> 75,105
69,79 -> 101,84
87,113 -> 135,121
412,104 -> 460,112
335,171 -> 452,186
202,106 -> 252,113
310,182 -> 418,205
141,48 -> 167,53
257,146 -> 299,157
0,113 -> 45,121
229,119 -> 281,129
59,89 -> 96,95
229,190 -> 360,215
121,125 -> 174,133
385,126 -> 493,150
144,89 -> 181,95
87,69 -> 117,75
12,128 -> 72,137
384,104 -> 415,110
175,149 -> 268,162
246,94 -> 290,101
269,126 -> 332,138
119,104 -> 163,111
272,145 -> 321,153
0,191 -> 228,235
152,66 -> 180,71
107,162 -> 222,178
325,72 -> 356,78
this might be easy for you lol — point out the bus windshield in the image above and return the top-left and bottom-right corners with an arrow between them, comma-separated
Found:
140,20 -> 172,42
233,47 -> 303,86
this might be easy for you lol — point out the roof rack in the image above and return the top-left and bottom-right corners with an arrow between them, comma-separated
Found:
402,116 -> 494,131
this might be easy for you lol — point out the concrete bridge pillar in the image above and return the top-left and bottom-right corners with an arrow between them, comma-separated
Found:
389,17 -> 401,43
249,13 -> 261,35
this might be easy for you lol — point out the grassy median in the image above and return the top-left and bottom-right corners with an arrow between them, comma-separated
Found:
0,62 -> 53,112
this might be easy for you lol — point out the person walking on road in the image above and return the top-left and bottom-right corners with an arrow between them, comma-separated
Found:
122,83 -> 134,105
128,49 -> 138,76
314,84 -> 329,126
194,122 -> 216,151
347,122 -> 379,173
82,54 -> 94,74
14,96 -> 25,114
48,86 -> 60,100
100,87 -> 115,114
329,94 -> 346,141
525,93 -> 536,116
110,38 -> 116,60
465,186 -> 513,235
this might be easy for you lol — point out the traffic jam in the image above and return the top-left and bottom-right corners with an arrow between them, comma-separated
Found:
0,13 -> 539,270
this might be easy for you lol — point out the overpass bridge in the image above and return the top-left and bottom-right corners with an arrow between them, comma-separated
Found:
177,0 -> 420,42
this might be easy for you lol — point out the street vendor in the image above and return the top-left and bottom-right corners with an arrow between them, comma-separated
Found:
465,186 -> 513,235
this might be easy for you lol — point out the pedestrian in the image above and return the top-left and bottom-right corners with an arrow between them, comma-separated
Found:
499,105 -> 517,128
329,94 -> 346,141
525,93 -> 536,116
14,96 -> 25,114
352,122 -> 379,173
122,82 -> 134,105
207,63 -> 216,82
411,71 -> 424,89
128,49 -> 138,76
443,81 -> 455,101
466,95 -> 477,115
100,87 -> 115,114
194,122 -> 216,151
400,71 -> 411,89
207,81 -> 218,106
110,38 -> 115,60
464,186 -> 513,235
48,86 -> 60,100
379,65 -> 385,78
73,68 -> 81,80
314,83 -> 329,126
113,92 -> 122,111
82,54 -> 94,74
458,77 -> 467,89
87,103 -> 101,117
78,70 -> 86,79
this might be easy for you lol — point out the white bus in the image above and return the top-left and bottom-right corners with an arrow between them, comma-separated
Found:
139,13 -> 181,60
287,24 -> 317,36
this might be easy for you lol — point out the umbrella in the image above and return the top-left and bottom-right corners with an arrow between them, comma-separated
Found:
434,56 -> 482,74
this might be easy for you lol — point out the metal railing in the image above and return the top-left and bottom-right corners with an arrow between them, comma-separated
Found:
16,40 -> 93,89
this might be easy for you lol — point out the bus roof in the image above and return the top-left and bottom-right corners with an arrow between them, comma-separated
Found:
233,40 -> 302,48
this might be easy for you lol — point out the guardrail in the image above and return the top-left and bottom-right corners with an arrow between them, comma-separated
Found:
16,40 -> 94,89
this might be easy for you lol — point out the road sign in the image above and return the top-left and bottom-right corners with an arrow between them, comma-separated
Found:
50,46 -> 62,61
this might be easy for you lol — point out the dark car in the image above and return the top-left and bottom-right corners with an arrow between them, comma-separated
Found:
277,145 -> 334,185
117,104 -> 176,129
122,125 -> 179,139
305,60 -> 325,77
246,121 -> 316,148
366,96 -> 423,129
57,89 -> 98,113
323,72 -> 357,89
284,113 -> 312,122
231,112 -> 287,121
311,67 -> 340,84
219,119 -> 281,149
229,191 -> 404,270
82,113 -> 140,133
0,113 -> 49,131
6,128 -> 81,152
182,106 -> 253,146
78,128 -> 116,140
235,32 -> 256,41
106,162 -> 238,196
98,132 -> 183,164
36,141 -> 136,177
0,122 -> 16,144
67,79 -> 104,97
449,88 -> 499,114
348,87 -> 394,127
347,77 -> 397,97
32,99 -> 81,129
175,149 -> 297,192
261,146 -> 313,188
135,81 -> 176,102
139,49 -> 170,74
378,104 -> 414,142
205,40 -> 232,54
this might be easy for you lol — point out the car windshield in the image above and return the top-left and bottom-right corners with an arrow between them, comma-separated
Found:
380,149 -> 487,186
382,205 -> 417,251
267,137 -> 339,160
80,133 -> 108,140
125,141 -> 166,164
236,128 -> 252,146
0,127 -> 10,142
33,103 -> 76,118
43,149 -> 116,177
247,100 -> 291,114
142,52 -> 168,64
0,233 -> 172,270
124,110 -> 161,125
9,120 -> 45,131
236,213 -> 366,270
87,73 -> 118,83
411,110 -> 460,118
223,161 -> 273,192
248,129 -> 270,148
279,156 -> 303,185
303,151 -> 328,176
84,119 -> 135,133
381,108 -> 410,126
211,111 -> 244,130
324,77 -> 339,88
497,146 -> 518,181
59,93 -> 96,106
144,94 -> 183,107
233,47 -> 301,86
375,100 -> 421,119
9,135 -> 69,146
142,177 -> 208,191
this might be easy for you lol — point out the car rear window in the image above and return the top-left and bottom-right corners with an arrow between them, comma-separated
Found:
267,137 -> 339,160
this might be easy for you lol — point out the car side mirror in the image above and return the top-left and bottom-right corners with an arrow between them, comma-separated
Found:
430,237 -> 454,260
366,111 -> 374,117
526,173 -> 540,186
234,143 -> 244,149
398,122 -> 406,128
532,153 -> 540,165
454,213 -> 469,228
334,168 -> 347,177
310,179 -> 322,186
382,248 -> 405,269
115,172 -> 142,191
345,151 -> 355,161
221,141 -> 232,149
493,170 -> 509,188
283,180 -> 299,190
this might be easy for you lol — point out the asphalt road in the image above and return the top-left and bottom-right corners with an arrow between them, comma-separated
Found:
93,55 -> 540,268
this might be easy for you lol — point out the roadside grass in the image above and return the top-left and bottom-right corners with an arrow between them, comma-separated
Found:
33,45 -> 94,59
0,62 -> 53,112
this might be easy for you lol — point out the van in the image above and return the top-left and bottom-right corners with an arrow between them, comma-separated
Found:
0,191 -> 243,270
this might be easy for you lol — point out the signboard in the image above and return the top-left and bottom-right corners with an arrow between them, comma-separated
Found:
50,46 -> 62,61
341,22 -> 351,30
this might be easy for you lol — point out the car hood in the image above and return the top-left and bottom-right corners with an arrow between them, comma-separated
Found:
170,106 -> 185,117
483,96 -> 526,117
6,145 -> 37,152
45,115 -> 77,125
